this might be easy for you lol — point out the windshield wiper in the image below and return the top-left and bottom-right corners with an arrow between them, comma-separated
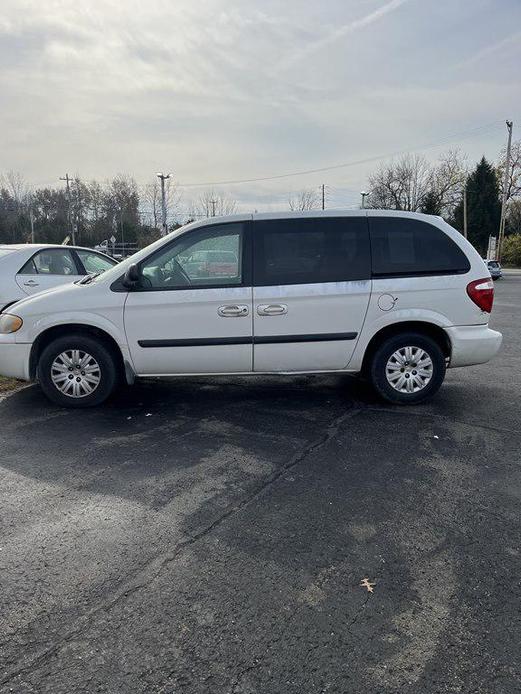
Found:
78,271 -> 103,285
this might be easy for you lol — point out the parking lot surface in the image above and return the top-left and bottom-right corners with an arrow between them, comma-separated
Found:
0,275 -> 520,694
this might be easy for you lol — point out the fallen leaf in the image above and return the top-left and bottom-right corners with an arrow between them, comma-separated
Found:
360,577 -> 376,593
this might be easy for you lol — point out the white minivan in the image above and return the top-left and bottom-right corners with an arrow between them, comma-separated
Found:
0,211 -> 502,407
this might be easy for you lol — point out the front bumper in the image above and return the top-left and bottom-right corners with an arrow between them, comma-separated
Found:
446,325 -> 502,368
0,340 -> 32,381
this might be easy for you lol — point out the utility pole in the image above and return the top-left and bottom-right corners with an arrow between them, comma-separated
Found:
74,177 -> 82,244
59,174 -> 74,244
463,182 -> 468,239
321,184 -> 325,210
210,199 -> 217,217
156,172 -> 171,236
498,120 -> 513,261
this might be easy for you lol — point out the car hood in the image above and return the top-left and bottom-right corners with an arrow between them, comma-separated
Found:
4,280 -> 106,316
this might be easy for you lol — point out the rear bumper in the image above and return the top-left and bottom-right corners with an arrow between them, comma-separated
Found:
0,340 -> 32,381
446,325 -> 502,368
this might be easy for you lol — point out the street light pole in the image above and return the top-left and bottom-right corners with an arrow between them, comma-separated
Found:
59,174 -> 74,244
156,172 -> 171,236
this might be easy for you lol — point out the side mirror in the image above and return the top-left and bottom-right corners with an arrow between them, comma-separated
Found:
123,263 -> 140,289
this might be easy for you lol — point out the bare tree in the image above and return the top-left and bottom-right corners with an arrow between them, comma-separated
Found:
191,190 -> 237,218
143,178 -> 181,229
366,150 -> 467,216
431,149 -> 468,218
368,154 -> 433,212
2,171 -> 30,210
86,180 -> 104,224
288,188 -> 321,211
497,140 -> 521,201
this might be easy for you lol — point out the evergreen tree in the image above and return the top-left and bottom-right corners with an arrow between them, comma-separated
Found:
420,190 -> 441,215
452,157 -> 501,254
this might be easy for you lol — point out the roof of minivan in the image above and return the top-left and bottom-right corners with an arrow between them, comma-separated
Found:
180,210 -> 444,227
251,210 -> 442,222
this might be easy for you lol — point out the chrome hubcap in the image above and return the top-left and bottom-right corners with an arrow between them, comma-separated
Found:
51,350 -> 101,398
385,346 -> 433,394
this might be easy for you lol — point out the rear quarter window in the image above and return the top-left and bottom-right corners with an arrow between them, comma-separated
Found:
369,218 -> 470,277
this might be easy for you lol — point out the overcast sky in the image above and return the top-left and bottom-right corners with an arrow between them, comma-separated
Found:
1,0 -> 520,212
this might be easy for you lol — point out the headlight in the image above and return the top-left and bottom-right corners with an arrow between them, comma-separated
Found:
0,314 -> 23,334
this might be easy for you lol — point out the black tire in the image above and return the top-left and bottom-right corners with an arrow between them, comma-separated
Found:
38,334 -> 118,408
369,332 -> 446,405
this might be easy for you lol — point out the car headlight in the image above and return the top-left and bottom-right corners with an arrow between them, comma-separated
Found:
0,314 -> 23,334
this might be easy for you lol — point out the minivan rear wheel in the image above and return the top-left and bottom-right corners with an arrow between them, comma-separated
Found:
38,334 -> 118,407
369,332 -> 446,405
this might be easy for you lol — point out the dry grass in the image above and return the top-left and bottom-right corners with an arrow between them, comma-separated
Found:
0,376 -> 22,393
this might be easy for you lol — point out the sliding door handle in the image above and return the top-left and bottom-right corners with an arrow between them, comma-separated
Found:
218,304 -> 249,317
257,304 -> 288,316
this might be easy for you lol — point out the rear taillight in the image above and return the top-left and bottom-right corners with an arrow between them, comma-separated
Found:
466,278 -> 494,313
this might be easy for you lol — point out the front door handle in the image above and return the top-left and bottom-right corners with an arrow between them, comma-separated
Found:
23,280 -> 39,287
257,304 -> 288,316
218,304 -> 249,317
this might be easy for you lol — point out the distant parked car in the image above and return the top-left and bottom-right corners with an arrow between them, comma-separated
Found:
183,249 -> 239,278
483,259 -> 502,280
0,244 -> 117,312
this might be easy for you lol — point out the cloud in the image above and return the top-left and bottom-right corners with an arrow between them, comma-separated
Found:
0,0 -> 519,209
281,0 -> 410,69
456,29 -> 521,69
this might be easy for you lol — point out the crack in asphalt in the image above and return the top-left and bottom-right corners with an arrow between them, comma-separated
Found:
0,406 -> 364,688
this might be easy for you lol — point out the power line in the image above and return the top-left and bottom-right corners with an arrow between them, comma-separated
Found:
177,121 -> 503,188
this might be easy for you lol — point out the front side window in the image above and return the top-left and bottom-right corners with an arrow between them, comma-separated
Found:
370,218 -> 470,277
19,249 -> 77,276
139,223 -> 244,289
253,217 -> 370,286
76,250 -> 116,274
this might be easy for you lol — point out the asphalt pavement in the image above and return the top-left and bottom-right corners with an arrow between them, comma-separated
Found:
0,276 -> 520,693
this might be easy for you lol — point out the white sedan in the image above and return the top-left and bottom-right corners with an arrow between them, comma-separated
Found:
0,244 -> 117,312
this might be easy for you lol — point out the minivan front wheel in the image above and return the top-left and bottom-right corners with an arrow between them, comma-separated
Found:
369,332 -> 446,405
38,334 -> 118,407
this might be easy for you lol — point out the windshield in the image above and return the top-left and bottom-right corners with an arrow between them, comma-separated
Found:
91,223 -> 198,285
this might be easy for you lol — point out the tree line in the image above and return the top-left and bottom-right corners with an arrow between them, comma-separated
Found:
1,140 -> 520,262
0,173 -> 237,249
